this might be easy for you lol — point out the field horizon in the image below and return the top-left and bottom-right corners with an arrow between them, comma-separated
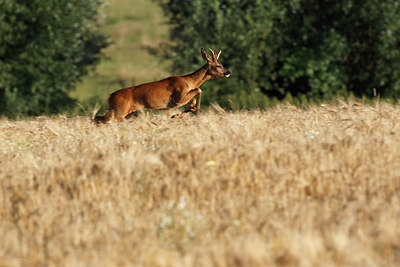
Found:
1,102 -> 400,266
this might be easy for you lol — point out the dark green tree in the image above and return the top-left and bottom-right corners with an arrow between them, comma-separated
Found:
158,0 -> 400,108
0,0 -> 108,117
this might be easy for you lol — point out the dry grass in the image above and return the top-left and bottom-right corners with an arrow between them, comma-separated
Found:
1,102 -> 400,266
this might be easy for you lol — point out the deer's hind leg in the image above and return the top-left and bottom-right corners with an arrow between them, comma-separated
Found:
125,109 -> 144,119
108,96 -> 135,122
106,105 -> 129,122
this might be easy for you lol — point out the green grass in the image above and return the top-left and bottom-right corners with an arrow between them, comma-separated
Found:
72,0 -> 170,112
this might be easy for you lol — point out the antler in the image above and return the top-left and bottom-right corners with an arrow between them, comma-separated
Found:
209,48 -> 221,61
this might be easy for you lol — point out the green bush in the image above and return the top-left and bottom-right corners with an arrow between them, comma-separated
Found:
158,0 -> 400,108
0,0 -> 108,118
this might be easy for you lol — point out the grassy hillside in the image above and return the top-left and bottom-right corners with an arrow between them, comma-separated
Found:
72,0 -> 169,109
1,102 -> 400,266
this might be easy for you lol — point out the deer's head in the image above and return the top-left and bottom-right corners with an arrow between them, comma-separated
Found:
201,48 -> 231,78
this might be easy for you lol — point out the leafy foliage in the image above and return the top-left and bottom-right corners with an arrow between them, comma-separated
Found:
158,0 -> 400,108
0,0 -> 108,117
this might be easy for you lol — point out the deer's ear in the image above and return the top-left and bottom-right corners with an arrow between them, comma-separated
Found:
201,48 -> 212,62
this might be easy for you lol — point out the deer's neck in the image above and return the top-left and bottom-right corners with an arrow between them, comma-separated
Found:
183,64 -> 211,88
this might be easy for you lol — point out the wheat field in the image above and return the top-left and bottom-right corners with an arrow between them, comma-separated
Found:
1,102 -> 400,266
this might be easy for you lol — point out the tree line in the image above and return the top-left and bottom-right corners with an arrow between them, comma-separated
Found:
157,0 -> 400,108
0,0 -> 107,118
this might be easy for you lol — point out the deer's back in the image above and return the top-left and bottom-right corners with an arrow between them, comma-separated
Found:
110,76 -> 189,110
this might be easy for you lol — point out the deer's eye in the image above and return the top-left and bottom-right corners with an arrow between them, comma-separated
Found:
216,66 -> 222,69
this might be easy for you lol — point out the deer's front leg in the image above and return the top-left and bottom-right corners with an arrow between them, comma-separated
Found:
171,88 -> 202,118
195,89 -> 202,112
183,97 -> 197,113
183,88 -> 202,114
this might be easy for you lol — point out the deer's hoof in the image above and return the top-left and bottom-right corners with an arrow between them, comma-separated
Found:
171,113 -> 182,119
171,112 -> 189,119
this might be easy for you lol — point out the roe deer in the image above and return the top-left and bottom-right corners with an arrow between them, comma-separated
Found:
94,48 -> 231,123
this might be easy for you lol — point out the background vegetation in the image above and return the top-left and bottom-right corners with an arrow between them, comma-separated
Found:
158,0 -> 400,108
0,0 -> 108,118
2,0 -> 400,118
1,102 -> 400,266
